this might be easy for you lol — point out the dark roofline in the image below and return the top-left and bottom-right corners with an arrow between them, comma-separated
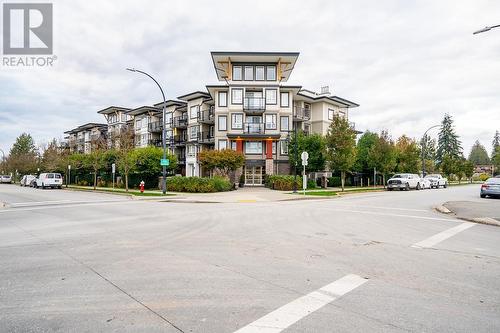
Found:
126,106 -> 161,116
153,99 -> 187,107
177,91 -> 211,101
210,51 -> 300,57
64,122 -> 107,134
97,106 -> 131,114
297,91 -> 359,108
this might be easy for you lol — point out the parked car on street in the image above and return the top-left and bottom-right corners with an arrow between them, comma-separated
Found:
387,173 -> 422,191
34,173 -> 63,189
424,174 -> 448,188
20,174 -> 36,187
420,177 -> 432,189
480,177 -> 500,198
0,175 -> 12,184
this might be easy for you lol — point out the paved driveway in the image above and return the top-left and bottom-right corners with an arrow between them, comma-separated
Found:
0,184 -> 499,332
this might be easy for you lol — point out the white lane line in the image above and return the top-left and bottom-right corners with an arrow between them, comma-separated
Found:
234,274 -> 368,333
411,222 -> 475,249
321,208 -> 459,222
0,200 -> 139,213
10,200 -> 73,206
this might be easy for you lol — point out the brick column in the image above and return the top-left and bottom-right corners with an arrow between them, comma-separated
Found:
265,139 -> 274,175
236,139 -> 243,153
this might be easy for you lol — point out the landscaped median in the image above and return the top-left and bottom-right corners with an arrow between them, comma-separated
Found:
66,185 -> 172,197
289,186 -> 386,197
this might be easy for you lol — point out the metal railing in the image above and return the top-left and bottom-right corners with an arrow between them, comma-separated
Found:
148,121 -> 163,132
172,115 -> 188,128
243,97 -> 266,111
294,107 -> 311,120
243,122 -> 265,134
198,109 -> 214,123
148,139 -> 163,147
198,131 -> 215,143
172,134 -> 187,145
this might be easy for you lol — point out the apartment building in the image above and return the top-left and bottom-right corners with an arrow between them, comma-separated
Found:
64,123 -> 108,154
65,51 -> 359,185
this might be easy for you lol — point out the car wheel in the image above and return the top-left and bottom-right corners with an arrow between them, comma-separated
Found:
480,193 -> 486,198
388,188 -> 393,191
405,183 -> 410,191
444,182 -> 448,188
42,183 -> 45,189
416,183 -> 421,190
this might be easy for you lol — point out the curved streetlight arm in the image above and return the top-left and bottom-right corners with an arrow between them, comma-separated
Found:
421,124 -> 440,177
473,24 -> 500,35
126,68 -> 168,194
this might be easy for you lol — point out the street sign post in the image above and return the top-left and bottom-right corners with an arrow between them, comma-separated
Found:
301,151 -> 309,194
160,159 -> 169,166
111,163 -> 116,190
67,165 -> 71,188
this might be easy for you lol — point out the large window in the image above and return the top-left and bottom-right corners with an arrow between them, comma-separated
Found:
265,114 -> 277,130
255,66 -> 265,81
231,113 -> 243,129
165,112 -> 172,126
280,140 -> 289,155
190,105 -> 199,119
280,116 -> 289,132
231,88 -> 243,104
266,66 -> 276,81
218,91 -> 227,107
233,66 -> 242,80
218,115 -> 227,131
266,89 -> 277,105
190,125 -> 199,140
244,66 -> 254,81
328,108 -> 335,120
280,92 -> 289,107
245,141 -> 262,154
218,140 -> 227,150
187,145 -> 196,157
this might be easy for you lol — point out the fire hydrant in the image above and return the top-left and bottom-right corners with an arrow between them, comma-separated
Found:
139,180 -> 145,193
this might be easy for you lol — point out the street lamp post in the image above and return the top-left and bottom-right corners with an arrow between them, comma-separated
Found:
473,24 -> 500,35
292,108 -> 298,193
421,124 -> 440,177
126,68 -> 168,195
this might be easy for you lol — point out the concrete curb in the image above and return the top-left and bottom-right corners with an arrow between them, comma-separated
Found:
434,205 -> 452,214
436,202 -> 500,227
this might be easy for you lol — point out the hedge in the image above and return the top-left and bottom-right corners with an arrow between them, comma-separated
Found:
266,175 -> 302,191
166,176 -> 232,193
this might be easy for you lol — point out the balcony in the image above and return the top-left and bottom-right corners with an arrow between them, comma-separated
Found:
176,154 -> 186,165
243,97 -> 265,114
148,139 -> 163,147
172,134 -> 187,145
148,121 -> 163,132
198,109 -> 214,124
198,131 -> 215,144
293,107 -> 311,121
243,122 -> 265,135
172,115 -> 188,128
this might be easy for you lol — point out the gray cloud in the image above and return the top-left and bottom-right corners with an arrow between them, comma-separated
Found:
1,0 -> 499,155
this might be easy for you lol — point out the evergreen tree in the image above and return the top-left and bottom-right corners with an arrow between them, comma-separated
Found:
493,130 -> 500,159
420,133 -> 437,173
468,140 -> 490,165
436,113 -> 462,164
7,133 -> 39,175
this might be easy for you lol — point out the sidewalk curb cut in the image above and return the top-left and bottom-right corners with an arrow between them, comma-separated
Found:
457,216 -> 500,227
434,205 -> 452,214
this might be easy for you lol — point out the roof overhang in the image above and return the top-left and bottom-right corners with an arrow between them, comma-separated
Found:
296,90 -> 359,108
211,51 -> 300,82
65,123 -> 107,134
97,106 -> 131,115
127,106 -> 160,116
153,99 -> 187,108
177,91 -> 211,101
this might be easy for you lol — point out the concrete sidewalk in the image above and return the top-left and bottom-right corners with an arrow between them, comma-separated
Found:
443,200 -> 500,226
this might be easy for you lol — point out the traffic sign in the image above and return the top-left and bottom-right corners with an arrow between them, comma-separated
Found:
301,151 -> 309,166
111,163 -> 115,174
160,159 -> 170,166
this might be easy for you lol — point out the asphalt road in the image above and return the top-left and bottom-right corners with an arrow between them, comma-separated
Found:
0,184 -> 499,332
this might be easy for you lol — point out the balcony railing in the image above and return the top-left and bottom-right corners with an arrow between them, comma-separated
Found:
176,154 -> 186,164
172,134 -> 187,145
243,97 -> 265,112
172,115 -> 188,128
294,107 -> 311,121
243,122 -> 265,134
148,121 -> 163,132
148,139 -> 163,147
198,109 -> 214,123
198,131 -> 214,144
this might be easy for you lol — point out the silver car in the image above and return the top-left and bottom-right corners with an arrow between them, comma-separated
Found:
0,175 -> 12,184
480,177 -> 500,198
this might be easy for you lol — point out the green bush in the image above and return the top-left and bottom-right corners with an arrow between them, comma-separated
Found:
307,179 -> 317,189
327,176 -> 352,187
166,176 -> 232,193
479,173 -> 490,181
266,175 -> 302,191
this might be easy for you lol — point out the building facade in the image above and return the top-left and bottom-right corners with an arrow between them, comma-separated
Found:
65,51 -> 359,185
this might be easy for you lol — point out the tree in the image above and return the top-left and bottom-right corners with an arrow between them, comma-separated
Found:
354,131 -> 378,173
492,131 -> 500,172
288,132 -> 326,172
395,135 -> 420,173
368,130 -> 397,187
83,137 -> 108,189
324,116 -> 357,191
7,133 -> 38,176
198,149 -> 245,178
493,146 -> 500,176
114,126 -> 136,191
436,113 -> 462,164
132,146 -> 177,188
441,155 -> 459,179
41,139 -> 68,173
492,130 -> 500,157
468,140 -> 490,165
420,133 -> 437,174
462,160 -> 474,183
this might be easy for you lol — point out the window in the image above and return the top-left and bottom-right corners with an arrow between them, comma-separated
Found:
231,113 -> 243,129
255,66 -> 265,81
280,116 -> 289,131
245,141 -> 262,154
165,112 -> 172,125
272,141 -> 276,154
233,66 -> 242,80
328,108 -> 335,120
218,140 -> 227,150
165,130 -> 172,139
218,91 -> 227,107
244,66 -> 253,80
280,92 -> 289,107
266,66 -> 276,80
121,114 -> 127,122
231,88 -> 243,104
280,140 -> 289,155
218,115 -> 227,131
135,119 -> 142,129
190,105 -> 199,119
266,89 -> 277,105
265,114 -> 277,130
190,126 -> 199,140
231,141 -> 237,150
187,145 -> 196,157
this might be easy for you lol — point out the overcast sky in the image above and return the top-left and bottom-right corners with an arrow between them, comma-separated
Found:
1,0 -> 499,157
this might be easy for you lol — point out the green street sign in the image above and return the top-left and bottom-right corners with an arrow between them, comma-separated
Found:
160,159 -> 169,166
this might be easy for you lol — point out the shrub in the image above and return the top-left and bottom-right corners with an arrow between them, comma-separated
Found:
166,176 -> 232,193
479,173 -> 490,181
266,175 -> 302,191
307,179 -> 317,189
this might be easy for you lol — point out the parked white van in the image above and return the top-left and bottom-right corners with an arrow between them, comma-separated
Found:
35,173 -> 63,189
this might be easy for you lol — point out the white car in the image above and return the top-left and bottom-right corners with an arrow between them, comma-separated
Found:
35,173 -> 63,189
20,174 -> 36,187
387,173 -> 422,191
419,177 -> 432,189
0,175 -> 12,184
424,174 -> 448,189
